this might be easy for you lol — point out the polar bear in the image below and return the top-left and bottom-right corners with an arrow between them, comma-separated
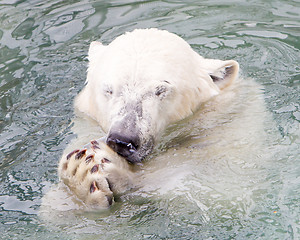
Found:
75,28 -> 239,164
51,28 -> 241,210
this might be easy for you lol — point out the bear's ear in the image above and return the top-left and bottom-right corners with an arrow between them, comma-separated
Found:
202,59 -> 239,90
88,41 -> 106,63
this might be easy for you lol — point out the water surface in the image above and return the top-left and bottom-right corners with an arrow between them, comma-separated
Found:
0,0 -> 299,239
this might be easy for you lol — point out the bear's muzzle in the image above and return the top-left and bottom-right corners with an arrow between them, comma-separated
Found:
106,127 -> 142,164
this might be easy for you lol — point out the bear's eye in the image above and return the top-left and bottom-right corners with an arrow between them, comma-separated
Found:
155,85 -> 168,98
106,89 -> 113,95
103,86 -> 113,97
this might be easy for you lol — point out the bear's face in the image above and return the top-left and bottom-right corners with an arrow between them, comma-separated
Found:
75,29 -> 239,163
97,74 -> 176,163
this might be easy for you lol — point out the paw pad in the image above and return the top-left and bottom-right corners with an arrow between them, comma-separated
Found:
58,140 -> 133,209
59,145 -> 117,209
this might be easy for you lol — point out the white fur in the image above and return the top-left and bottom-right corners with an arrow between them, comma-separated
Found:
42,29 -> 242,210
75,29 -> 239,148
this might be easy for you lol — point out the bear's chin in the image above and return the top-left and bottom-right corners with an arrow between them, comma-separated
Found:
125,136 -> 155,164
124,152 -> 143,164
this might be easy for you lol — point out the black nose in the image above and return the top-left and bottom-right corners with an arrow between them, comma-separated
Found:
106,131 -> 140,162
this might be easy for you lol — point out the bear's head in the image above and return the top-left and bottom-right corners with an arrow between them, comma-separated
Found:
75,29 -> 239,163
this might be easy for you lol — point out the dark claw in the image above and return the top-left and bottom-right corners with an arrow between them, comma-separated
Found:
66,149 -> 80,160
91,145 -> 100,151
106,195 -> 113,206
91,140 -> 99,146
105,177 -> 113,191
75,149 -> 87,160
90,181 -> 98,193
101,158 -> 111,163
91,164 -> 99,173
85,154 -> 95,164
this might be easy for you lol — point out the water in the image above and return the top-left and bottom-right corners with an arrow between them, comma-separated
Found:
0,0 -> 299,239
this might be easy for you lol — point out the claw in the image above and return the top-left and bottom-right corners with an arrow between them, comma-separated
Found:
66,149 -> 80,160
106,195 -> 113,206
90,181 -> 99,193
91,145 -> 100,151
91,164 -> 99,173
85,154 -> 95,164
91,140 -> 99,146
75,149 -> 87,160
105,178 -> 113,191
101,158 -> 111,164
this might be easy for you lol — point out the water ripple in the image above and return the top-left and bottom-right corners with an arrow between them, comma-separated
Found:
0,0 -> 299,239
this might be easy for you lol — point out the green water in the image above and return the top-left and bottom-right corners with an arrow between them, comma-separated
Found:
0,0 -> 299,239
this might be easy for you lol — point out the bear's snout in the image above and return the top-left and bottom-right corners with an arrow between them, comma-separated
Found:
106,129 -> 141,164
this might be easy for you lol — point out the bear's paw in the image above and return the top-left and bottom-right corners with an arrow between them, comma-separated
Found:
58,140 -> 133,209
